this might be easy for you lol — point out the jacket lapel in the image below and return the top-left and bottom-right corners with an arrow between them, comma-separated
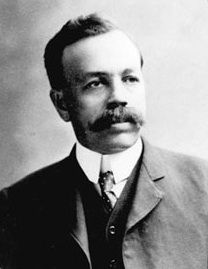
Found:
70,189 -> 91,267
67,147 -> 92,268
126,139 -> 165,231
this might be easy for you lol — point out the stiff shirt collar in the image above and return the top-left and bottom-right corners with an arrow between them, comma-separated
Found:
76,137 -> 143,185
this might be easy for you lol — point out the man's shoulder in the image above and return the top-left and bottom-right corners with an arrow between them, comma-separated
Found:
145,141 -> 208,199
14,156 -> 69,187
143,138 -> 208,187
154,144 -> 208,173
0,153 -> 76,204
143,138 -> 208,169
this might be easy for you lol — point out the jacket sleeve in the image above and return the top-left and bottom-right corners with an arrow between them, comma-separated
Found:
0,188 -> 16,268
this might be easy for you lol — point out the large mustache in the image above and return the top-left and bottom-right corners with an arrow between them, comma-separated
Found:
89,106 -> 145,132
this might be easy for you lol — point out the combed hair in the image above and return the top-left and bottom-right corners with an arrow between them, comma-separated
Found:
44,13 -> 116,89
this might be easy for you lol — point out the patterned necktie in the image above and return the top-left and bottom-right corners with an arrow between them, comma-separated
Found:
99,156 -> 117,212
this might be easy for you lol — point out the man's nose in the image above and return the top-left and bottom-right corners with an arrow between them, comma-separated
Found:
107,79 -> 128,107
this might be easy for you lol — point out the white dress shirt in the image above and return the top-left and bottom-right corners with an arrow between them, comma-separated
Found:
76,138 -> 143,198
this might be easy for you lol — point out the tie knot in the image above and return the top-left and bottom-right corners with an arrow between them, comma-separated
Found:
99,155 -> 117,211
99,171 -> 115,192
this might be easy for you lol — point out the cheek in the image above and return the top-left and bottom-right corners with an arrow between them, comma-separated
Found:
79,94 -> 106,112
129,87 -> 146,108
74,98 -> 105,124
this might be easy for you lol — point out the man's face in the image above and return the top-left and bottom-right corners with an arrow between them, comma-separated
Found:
61,30 -> 146,154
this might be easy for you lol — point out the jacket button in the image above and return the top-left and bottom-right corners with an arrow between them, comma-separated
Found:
109,259 -> 116,268
109,225 -> 116,235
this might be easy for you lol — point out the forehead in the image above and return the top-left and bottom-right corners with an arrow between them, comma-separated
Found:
62,30 -> 142,78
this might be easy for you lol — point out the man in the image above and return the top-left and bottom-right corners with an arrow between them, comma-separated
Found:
0,13 -> 208,269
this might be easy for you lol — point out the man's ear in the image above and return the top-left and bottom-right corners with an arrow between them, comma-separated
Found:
50,88 -> 71,122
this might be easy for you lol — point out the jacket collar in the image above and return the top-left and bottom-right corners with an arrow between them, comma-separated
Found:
126,138 -> 165,231
141,138 -> 166,181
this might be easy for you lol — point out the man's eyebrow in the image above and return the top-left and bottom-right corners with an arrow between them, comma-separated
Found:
71,71 -> 107,83
84,72 -> 107,78
75,69 -> 140,82
75,72 -> 107,82
121,68 -> 137,75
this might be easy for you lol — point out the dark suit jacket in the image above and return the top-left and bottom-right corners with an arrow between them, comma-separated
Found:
1,139 -> 208,269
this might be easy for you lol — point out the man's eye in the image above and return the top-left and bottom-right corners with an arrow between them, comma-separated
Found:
85,81 -> 103,90
123,76 -> 139,83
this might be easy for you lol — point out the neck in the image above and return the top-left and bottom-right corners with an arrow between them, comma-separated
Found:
76,137 -> 143,184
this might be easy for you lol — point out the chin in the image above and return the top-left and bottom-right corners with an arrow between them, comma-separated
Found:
98,133 -> 140,154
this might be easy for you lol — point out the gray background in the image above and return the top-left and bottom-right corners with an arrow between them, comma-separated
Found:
1,0 -> 208,189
